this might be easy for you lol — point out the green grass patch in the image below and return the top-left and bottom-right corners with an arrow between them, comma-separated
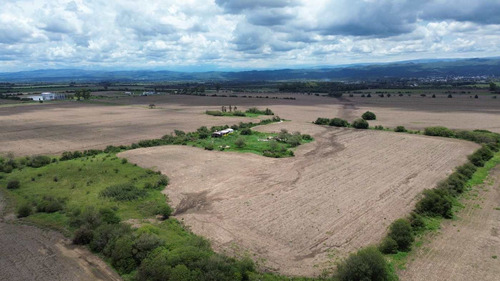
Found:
467,152 -> 500,187
188,130 -> 313,158
0,154 -> 168,233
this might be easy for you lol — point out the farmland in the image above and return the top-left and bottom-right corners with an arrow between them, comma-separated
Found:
119,122 -> 477,276
1,88 -> 500,280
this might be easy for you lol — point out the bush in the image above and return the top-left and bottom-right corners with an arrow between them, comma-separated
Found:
415,189 -> 453,218
28,155 -> 51,168
73,226 -> 94,245
352,119 -> 369,129
111,235 -> 136,274
204,143 -> 214,151
233,110 -> 245,116
156,204 -> 173,220
99,207 -> 121,224
387,219 -> 414,252
235,137 -> 246,148
90,223 -> 131,253
206,110 -> 223,116
7,180 -> 20,189
302,134 -> 313,141
361,111 -> 376,120
240,128 -> 252,135
17,203 -> 32,218
100,183 -> 147,201
196,126 -> 210,139
314,117 -> 330,125
329,118 -> 349,127
409,212 -> 425,231
374,125 -> 384,130
394,126 -> 407,133
468,146 -> 494,167
439,173 -> 467,194
424,126 -> 455,138
379,237 -> 398,254
36,196 -> 64,213
336,247 -> 390,281
456,162 -> 477,179
133,233 -> 164,263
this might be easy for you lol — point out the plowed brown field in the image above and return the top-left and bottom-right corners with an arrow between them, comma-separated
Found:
119,122 -> 478,276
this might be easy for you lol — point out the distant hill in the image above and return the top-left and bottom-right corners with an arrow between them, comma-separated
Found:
1,57 -> 499,82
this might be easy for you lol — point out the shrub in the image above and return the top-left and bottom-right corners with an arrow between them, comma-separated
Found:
379,237 -> 398,254
424,126 -> 455,138
196,126 -> 210,139
90,223 -> 131,253
233,110 -> 245,116
240,128 -> 252,135
329,118 -> 349,127
394,126 -> 407,133
17,203 -> 32,218
99,207 -> 121,224
388,219 -> 414,252
361,111 -> 376,120
100,183 -> 146,201
7,180 -> 20,189
415,189 -> 453,218
206,110 -> 223,116
111,235 -> 136,274
29,155 -> 51,168
374,125 -> 384,130
235,137 -> 246,148
468,146 -> 494,167
456,162 -> 477,179
36,196 -> 64,213
336,247 -> 390,281
439,173 -> 467,194
302,134 -> 313,141
133,233 -> 164,263
314,117 -> 330,125
155,204 -> 173,220
204,143 -> 214,151
409,212 -> 425,231
352,119 -> 369,129
73,226 -> 94,245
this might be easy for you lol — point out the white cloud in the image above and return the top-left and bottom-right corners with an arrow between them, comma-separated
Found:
0,0 -> 499,71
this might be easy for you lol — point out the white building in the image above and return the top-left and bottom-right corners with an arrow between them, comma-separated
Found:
29,92 -> 65,101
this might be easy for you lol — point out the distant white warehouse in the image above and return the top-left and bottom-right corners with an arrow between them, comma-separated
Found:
30,92 -> 66,101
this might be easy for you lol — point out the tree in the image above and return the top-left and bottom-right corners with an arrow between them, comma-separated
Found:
387,219 -> 414,252
489,82 -> 497,92
336,247 -> 391,281
362,111 -> 376,120
75,89 -> 91,100
215,83 -> 222,92
352,119 -> 369,129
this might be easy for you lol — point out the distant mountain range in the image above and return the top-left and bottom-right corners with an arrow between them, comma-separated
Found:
1,57 -> 499,82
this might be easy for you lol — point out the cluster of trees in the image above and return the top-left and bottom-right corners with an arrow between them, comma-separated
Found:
314,112 -> 374,130
246,107 -> 274,115
74,89 -> 91,100
278,82 -> 367,93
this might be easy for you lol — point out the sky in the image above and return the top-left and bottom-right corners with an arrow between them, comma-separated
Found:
1,0 -> 500,72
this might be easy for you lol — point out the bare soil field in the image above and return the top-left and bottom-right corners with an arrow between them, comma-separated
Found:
1,93 -> 499,156
0,192 -> 120,281
119,123 -> 478,276
399,166 -> 500,281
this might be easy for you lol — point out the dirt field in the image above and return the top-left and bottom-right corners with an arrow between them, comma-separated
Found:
119,122 -> 478,276
1,93 -> 499,156
0,192 -> 121,281
399,166 -> 500,281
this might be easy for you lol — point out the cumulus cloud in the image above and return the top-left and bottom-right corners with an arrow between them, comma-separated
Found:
0,0 -> 499,71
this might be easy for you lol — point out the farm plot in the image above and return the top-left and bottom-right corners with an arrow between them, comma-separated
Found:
119,123 -> 478,276
399,166 -> 500,281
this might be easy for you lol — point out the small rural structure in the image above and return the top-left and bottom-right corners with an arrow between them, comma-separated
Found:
29,92 -> 65,101
212,128 -> 234,137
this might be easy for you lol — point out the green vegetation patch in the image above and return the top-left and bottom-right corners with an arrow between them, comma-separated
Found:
206,107 -> 274,118
0,154 -> 168,231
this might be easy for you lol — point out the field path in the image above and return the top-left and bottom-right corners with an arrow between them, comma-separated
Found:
400,166 -> 500,281
0,192 -> 121,281
120,122 -> 478,276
